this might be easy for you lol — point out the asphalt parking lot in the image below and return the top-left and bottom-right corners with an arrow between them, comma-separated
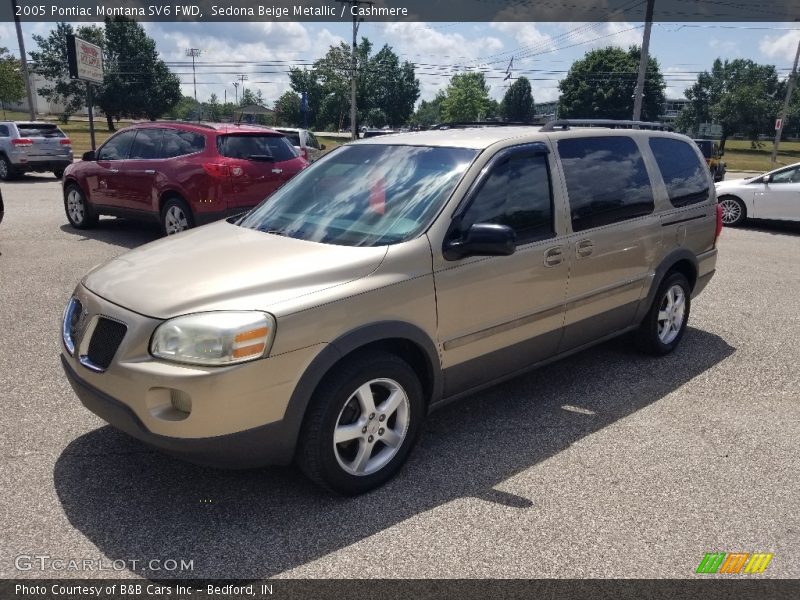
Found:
0,174 -> 798,580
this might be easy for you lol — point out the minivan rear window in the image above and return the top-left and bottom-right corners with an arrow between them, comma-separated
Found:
217,135 -> 297,162
650,138 -> 709,207
16,124 -> 65,138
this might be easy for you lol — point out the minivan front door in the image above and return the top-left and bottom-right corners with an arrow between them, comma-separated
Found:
433,143 -> 570,397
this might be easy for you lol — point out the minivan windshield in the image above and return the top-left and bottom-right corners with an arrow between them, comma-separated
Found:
238,144 -> 477,246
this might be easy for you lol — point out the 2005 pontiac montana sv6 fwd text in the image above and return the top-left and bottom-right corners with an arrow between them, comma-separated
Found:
61,121 -> 721,494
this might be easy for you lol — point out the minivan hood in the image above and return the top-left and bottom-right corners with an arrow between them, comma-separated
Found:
83,221 -> 388,319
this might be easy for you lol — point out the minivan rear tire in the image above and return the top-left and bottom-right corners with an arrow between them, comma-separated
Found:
297,353 -> 425,495
635,272 -> 691,356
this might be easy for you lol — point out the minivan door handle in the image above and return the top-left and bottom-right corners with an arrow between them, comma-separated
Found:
144,169 -> 155,175
576,239 -> 594,258
543,246 -> 564,267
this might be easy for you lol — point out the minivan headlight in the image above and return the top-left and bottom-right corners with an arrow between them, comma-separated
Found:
150,311 -> 275,366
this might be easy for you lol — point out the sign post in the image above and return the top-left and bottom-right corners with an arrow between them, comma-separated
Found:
66,35 -> 104,152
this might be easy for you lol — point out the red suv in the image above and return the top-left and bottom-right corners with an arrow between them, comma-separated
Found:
62,122 -> 308,235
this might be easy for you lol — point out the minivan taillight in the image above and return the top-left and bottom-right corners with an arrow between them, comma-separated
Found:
11,138 -> 33,147
715,203 -> 723,245
60,138 -> 72,146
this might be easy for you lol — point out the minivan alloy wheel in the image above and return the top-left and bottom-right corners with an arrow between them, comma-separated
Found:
657,284 -> 686,345
333,377 -> 410,476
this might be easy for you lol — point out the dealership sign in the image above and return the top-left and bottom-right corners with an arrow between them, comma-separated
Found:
66,35 -> 103,84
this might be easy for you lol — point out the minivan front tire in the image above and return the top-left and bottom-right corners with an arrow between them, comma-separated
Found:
297,353 -> 424,495
636,272 -> 691,356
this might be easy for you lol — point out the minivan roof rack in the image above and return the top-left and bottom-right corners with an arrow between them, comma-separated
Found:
433,121 -> 542,130
540,119 -> 672,132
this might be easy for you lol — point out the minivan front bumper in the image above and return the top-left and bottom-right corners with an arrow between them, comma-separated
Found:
62,355 -> 297,468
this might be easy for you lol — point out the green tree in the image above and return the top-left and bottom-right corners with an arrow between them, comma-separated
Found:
411,92 -> 445,127
288,67 -> 324,128
206,92 -> 221,121
440,72 -> 492,122
29,22 -> 105,120
558,46 -> 666,121
500,76 -> 534,122
98,18 -> 181,130
290,39 -> 418,130
274,91 -> 302,126
676,58 -> 782,150
675,58 -> 725,135
165,95 -> 196,120
0,47 -> 26,112
367,45 -> 419,126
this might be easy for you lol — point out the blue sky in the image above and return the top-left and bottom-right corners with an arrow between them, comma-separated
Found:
3,20 -> 799,105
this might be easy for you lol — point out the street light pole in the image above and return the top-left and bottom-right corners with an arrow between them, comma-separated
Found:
12,0 -> 36,120
233,81 -> 239,105
186,48 -> 201,104
632,0 -> 655,122
771,38 -> 800,167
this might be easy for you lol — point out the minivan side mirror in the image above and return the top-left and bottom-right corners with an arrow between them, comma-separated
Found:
82,150 -> 96,161
320,143 -> 327,150
443,223 -> 517,261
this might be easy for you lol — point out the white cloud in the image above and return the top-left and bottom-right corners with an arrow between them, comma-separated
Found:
379,22 -> 504,100
143,22 -> 344,103
559,21 -> 643,50
709,39 -> 737,54
490,22 -> 552,51
759,30 -> 800,61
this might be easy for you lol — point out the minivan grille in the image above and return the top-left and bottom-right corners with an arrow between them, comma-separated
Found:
86,318 -> 127,370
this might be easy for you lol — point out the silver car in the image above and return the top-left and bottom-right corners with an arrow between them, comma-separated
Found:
274,128 -> 326,162
0,121 -> 73,180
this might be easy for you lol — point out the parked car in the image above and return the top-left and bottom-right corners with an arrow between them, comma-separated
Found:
715,161 -> 800,225
0,187 -> 4,225
0,121 -> 73,180
60,122 -> 720,495
62,122 -> 308,236
361,129 -> 395,139
693,139 -> 726,182
273,127 -> 326,162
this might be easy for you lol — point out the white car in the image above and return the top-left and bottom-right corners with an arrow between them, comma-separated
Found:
273,128 -> 326,162
715,162 -> 800,225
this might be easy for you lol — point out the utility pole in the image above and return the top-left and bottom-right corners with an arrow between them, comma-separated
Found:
232,81 -> 239,105
12,0 -> 36,120
632,0 -> 655,122
186,48 -> 201,104
337,0 -> 373,140
771,38 -> 800,167
236,74 -> 249,103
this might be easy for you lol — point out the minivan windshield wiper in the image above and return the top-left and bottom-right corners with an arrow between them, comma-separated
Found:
247,154 -> 274,161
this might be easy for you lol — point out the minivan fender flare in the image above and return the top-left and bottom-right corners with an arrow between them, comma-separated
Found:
635,248 -> 698,323
276,321 -> 443,464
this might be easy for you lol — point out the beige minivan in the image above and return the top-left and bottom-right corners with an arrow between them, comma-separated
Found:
61,121 -> 721,494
